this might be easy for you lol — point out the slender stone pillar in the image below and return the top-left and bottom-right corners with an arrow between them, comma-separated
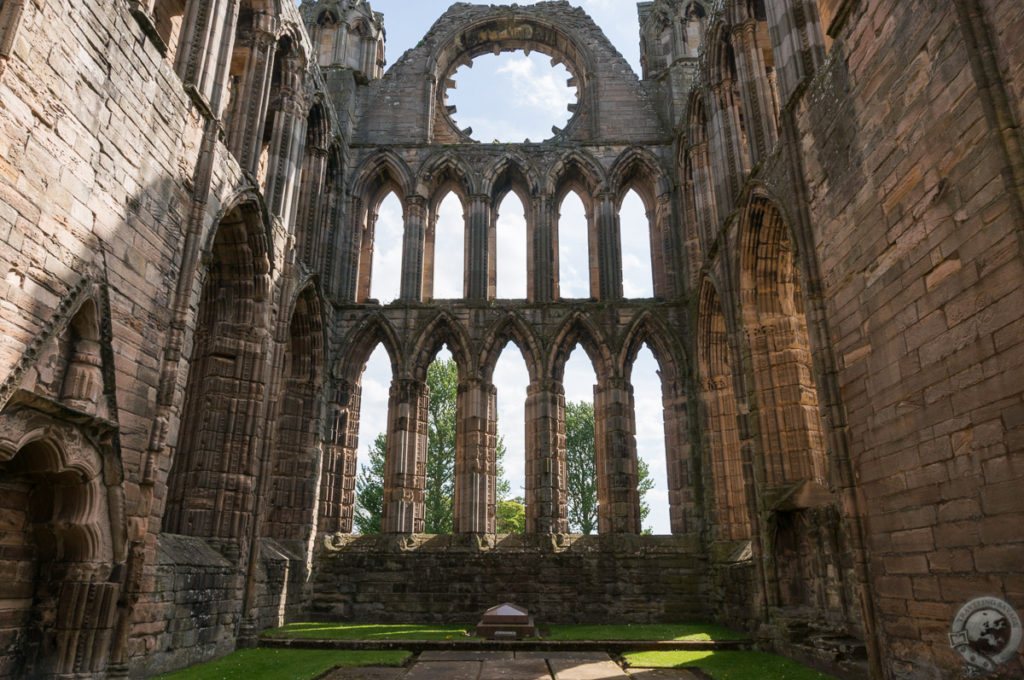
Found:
661,376 -> 693,534
594,194 -> 623,300
422,208 -> 437,300
454,377 -> 497,533
529,195 -> 557,302
382,378 -> 428,533
264,78 -> 308,227
175,0 -> 238,114
525,379 -> 568,533
400,196 -> 427,301
224,12 -> 276,173
734,20 -> 779,165
319,379 -> 361,534
295,145 -> 327,260
356,207 -> 378,302
651,192 -> 677,298
594,377 -> 640,533
465,194 -> 491,300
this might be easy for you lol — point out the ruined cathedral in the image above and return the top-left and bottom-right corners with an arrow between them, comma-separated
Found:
0,0 -> 1021,677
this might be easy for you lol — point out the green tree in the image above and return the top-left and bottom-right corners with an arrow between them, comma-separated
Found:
351,357 -> 518,535
637,457 -> 656,535
353,433 -> 386,534
565,400 -> 657,534
497,497 -> 526,533
565,400 -> 598,534
424,358 -> 457,534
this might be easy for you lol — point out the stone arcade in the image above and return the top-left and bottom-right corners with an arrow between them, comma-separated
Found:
0,0 -> 1021,678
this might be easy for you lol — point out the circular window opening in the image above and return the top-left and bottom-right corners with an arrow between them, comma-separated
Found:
445,50 -> 578,143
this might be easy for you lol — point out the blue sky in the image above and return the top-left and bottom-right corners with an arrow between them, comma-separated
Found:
343,1 -> 672,533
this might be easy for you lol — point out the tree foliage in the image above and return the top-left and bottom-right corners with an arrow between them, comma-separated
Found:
353,357 -> 519,534
353,433 -> 386,535
496,497 -> 525,533
424,358 -> 457,534
565,400 -> 598,534
565,400 -> 656,534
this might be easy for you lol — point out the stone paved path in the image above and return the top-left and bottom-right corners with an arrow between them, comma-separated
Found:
324,651 -> 701,680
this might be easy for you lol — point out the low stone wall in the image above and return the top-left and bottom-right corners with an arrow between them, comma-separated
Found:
137,535 -> 243,678
310,534 -> 707,624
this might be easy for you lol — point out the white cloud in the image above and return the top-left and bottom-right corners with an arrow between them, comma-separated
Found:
370,193 -> 404,303
496,195 -> 527,299
433,195 -> 464,298
448,52 -> 575,143
558,192 -> 590,298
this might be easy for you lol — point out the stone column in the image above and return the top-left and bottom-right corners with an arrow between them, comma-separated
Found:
422,207 -> 437,300
594,193 -> 623,300
708,83 -> 749,217
224,12 -> 276,173
454,377 -> 497,533
734,20 -> 779,165
319,379 -> 361,534
465,194 -> 491,300
264,79 -> 308,227
382,378 -> 428,533
661,376 -> 693,535
175,0 -> 238,114
487,203 -> 498,299
594,377 -> 641,534
651,191 -> 675,296
294,145 -> 327,262
60,337 -> 103,415
400,195 -> 427,301
691,139 -> 718,250
529,195 -> 557,302
356,206 -> 378,302
525,379 -> 568,533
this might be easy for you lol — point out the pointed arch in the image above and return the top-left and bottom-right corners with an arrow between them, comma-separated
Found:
549,312 -> 613,383
283,281 -> 327,385
351,148 -> 415,209
418,150 -> 475,209
206,188 -> 275,282
305,97 -> 330,152
618,311 -> 685,383
337,313 -> 401,385
484,153 -> 541,205
408,312 -> 473,381
479,313 -> 542,384
619,310 -> 695,535
697,276 -> 751,543
608,146 -> 669,213
737,191 -> 802,323
547,149 -> 607,208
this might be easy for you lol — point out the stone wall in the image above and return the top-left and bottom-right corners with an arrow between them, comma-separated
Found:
142,535 -> 243,678
794,2 -> 1024,677
311,534 -> 707,625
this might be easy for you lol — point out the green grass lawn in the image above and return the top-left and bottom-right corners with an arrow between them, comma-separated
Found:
623,650 -> 839,679
263,622 -> 472,640
153,648 -> 411,680
263,622 -> 746,642
543,623 -> 746,641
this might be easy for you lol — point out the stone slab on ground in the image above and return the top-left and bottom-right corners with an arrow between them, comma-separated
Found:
419,650 -> 514,661
549,656 -> 630,680
322,667 -> 408,680
480,657 -> 552,680
403,661 -> 483,680
515,652 -> 614,661
625,669 -> 703,679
